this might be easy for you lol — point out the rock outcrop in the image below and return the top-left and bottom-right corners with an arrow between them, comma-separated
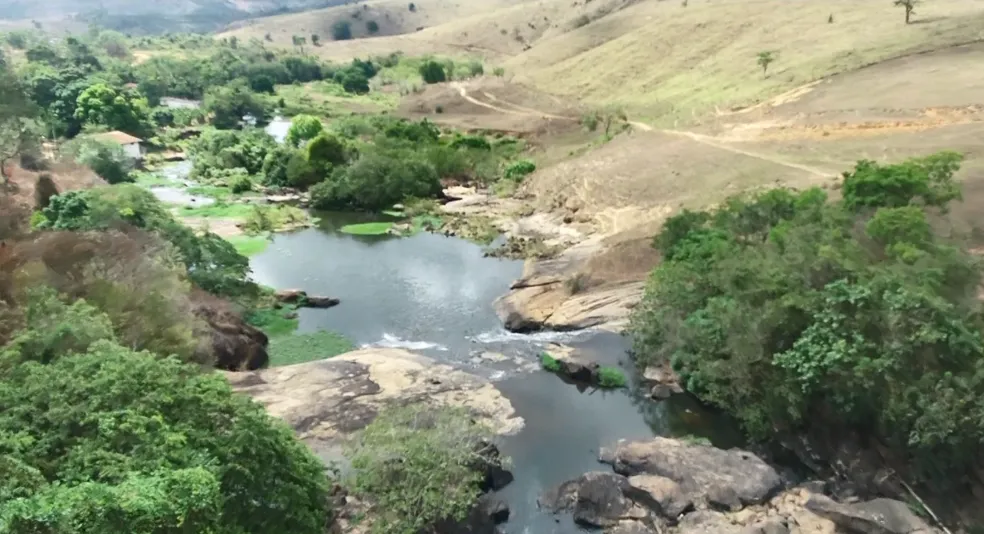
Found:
609,437 -> 783,509
225,348 -> 524,460
542,343 -> 604,384
804,495 -> 935,534
194,301 -> 269,371
273,289 -> 340,308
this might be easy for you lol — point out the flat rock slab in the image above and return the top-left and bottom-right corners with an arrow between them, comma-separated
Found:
613,437 -> 782,508
226,349 -> 525,460
805,495 -> 934,534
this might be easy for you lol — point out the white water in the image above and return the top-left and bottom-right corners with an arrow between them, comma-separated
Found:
362,333 -> 450,352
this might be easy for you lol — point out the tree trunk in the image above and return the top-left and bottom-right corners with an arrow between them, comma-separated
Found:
905,7 -> 911,24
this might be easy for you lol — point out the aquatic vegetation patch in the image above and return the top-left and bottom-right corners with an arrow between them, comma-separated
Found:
340,222 -> 394,235
598,366 -> 627,389
245,304 -> 299,338
177,202 -> 255,219
226,234 -> 271,256
268,330 -> 356,367
539,352 -> 562,373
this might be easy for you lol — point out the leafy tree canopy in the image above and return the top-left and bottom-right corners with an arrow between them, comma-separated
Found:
630,151 -> 984,483
285,114 -> 324,147
74,83 -> 152,137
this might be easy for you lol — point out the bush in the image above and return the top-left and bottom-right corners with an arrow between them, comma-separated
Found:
306,132 -> 349,169
64,139 -> 134,185
367,20 -> 380,33
630,151 -> 984,482
540,352 -> 562,372
332,20 -> 353,40
598,366 -> 627,389
504,159 -> 536,181
335,68 -> 370,94
230,174 -> 253,193
450,134 -> 491,151
286,152 -> 323,188
285,114 -> 325,147
0,339 -> 330,534
418,60 -> 447,84
262,146 -> 295,187
189,128 -> 277,180
493,67 -> 505,77
311,151 -> 440,211
346,406 -> 497,534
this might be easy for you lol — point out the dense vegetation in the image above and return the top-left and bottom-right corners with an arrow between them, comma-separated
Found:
630,151 -> 984,484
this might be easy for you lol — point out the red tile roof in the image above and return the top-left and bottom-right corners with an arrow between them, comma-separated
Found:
89,131 -> 143,145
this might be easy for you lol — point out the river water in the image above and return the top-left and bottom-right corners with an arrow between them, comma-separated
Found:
249,213 -> 742,534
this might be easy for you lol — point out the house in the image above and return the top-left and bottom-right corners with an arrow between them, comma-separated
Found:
89,131 -> 144,161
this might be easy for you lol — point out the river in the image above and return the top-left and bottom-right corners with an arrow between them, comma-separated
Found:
248,213 -> 742,534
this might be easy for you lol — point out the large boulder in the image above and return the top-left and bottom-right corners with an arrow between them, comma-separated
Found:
274,289 -> 340,309
612,438 -> 782,509
194,301 -> 269,371
540,472 -> 648,528
804,495 -> 935,534
226,348 -> 524,461
626,474 -> 693,519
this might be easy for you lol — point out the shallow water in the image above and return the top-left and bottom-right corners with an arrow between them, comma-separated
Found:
147,161 -> 215,206
248,213 -> 741,533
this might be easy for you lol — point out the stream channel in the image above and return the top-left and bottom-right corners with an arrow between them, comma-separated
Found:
148,122 -> 741,533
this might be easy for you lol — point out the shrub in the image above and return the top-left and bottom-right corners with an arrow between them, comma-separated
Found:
540,352 -> 562,372
64,138 -> 134,185
310,151 -> 440,211
367,20 -> 380,34
0,339 -> 331,534
286,151 -> 323,188
598,366 -> 627,389
504,159 -> 536,181
230,174 -> 253,193
346,406 -> 498,534
335,68 -> 370,94
450,134 -> 491,151
493,67 -> 505,77
261,146 -> 295,187
630,152 -> 984,483
332,20 -> 353,40
306,132 -> 349,169
418,60 -> 447,84
286,114 -> 325,147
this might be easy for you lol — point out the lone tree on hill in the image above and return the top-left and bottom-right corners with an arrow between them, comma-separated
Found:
894,0 -> 917,24
332,20 -> 353,40
311,33 -> 321,46
757,50 -> 777,76
409,2 -> 417,12
291,34 -> 307,53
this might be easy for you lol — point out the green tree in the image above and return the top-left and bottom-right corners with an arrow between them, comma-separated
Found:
367,20 -> 380,34
285,114 -> 324,147
74,83 -> 152,137
756,50 -> 777,76
418,60 -> 446,84
285,151 -> 321,188
0,63 -> 37,183
0,338 -> 330,534
630,152 -> 984,483
894,0 -> 917,23
311,33 -> 321,46
306,132 -> 349,169
347,406 -> 499,534
203,79 -> 268,129
310,151 -> 440,210
332,20 -> 353,40
67,138 -> 134,184
335,68 -> 370,94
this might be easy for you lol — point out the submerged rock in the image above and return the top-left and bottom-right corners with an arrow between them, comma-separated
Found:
273,289 -> 340,309
542,472 -> 648,528
225,348 -> 524,459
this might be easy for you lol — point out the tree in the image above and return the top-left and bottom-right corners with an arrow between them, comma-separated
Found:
291,34 -> 308,53
310,150 -> 440,210
367,20 -> 380,34
311,33 -> 321,46
68,138 -> 134,184
630,152 -> 984,483
262,146 -> 295,186
306,132 -> 349,169
332,20 -> 353,40
336,68 -> 370,94
285,114 -> 324,147
409,2 -> 417,11
203,80 -> 268,129
418,60 -> 447,84
346,406 -> 500,534
0,336 -> 331,533
756,51 -> 777,76
0,64 -> 37,183
894,0 -> 917,23
285,151 -> 322,188
74,83 -> 152,137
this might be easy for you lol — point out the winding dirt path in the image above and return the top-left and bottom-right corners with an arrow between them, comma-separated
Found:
450,82 -> 835,179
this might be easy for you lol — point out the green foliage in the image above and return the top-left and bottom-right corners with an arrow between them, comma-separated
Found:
756,50 -> 777,75
244,304 -> 299,337
0,340 -> 331,534
74,83 -> 152,137
332,20 -> 354,40
286,114 -> 324,147
38,185 -> 255,299
307,132 -> 350,169
310,151 -> 440,211
598,366 -> 627,389
261,145 -> 294,187
65,138 -> 134,184
188,127 -> 277,181
630,152 -> 984,482
418,60 -> 447,84
241,205 -> 309,234
286,151 -> 322,188
203,79 -> 268,129
504,159 -> 536,181
334,67 -> 370,94
230,174 -> 253,193
840,152 -> 963,212
540,352 -> 562,372
493,67 -> 505,77
267,330 -> 355,366
346,406 -> 496,534
367,20 -> 380,34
